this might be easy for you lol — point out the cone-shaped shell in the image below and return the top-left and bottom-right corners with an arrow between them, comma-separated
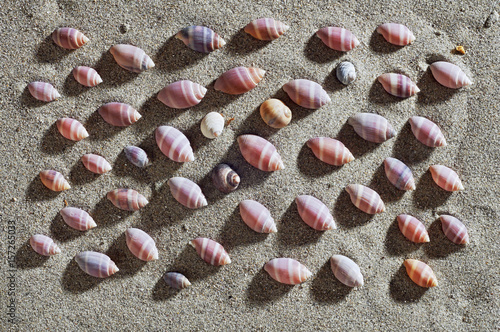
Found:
30,235 -> 61,256
214,67 -> 265,95
397,214 -> 430,243
296,195 -> 336,230
72,66 -> 102,87
239,200 -> 277,233
237,134 -> 284,171
409,116 -> 447,147
124,146 -> 149,168
176,26 -> 226,53
168,177 -> 207,209
378,73 -> 420,98
244,18 -> 289,40
52,27 -> 89,49
440,215 -> 469,245
56,118 -> 88,141
75,251 -> 119,278
158,80 -> 207,109
212,164 -> 240,193
107,189 -> 148,211
201,112 -> 224,139
384,157 -> 415,190
330,255 -> 364,287
40,170 -> 70,191
404,259 -> 437,287
98,102 -> 141,127
28,82 -> 60,102
345,184 -> 385,214
60,207 -> 97,231
264,258 -> 312,285
126,228 -> 159,261
348,113 -> 396,143
81,154 -> 112,174
283,79 -> 331,109
376,23 -> 415,46
430,62 -> 471,89
191,238 -> 231,266
429,165 -> 464,191
164,272 -> 191,289
155,126 -> 194,162
316,27 -> 360,51
306,137 -> 354,166
260,99 -> 292,128
336,61 -> 356,85
110,44 -> 155,73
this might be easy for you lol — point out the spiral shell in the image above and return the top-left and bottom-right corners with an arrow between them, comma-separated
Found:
239,200 -> 277,233
28,82 -> 60,102
404,259 -> 437,288
176,26 -> 226,53
155,126 -> 194,162
316,27 -> 360,52
75,251 -> 119,278
397,214 -> 430,243
168,177 -> 207,209
296,195 -> 336,231
330,255 -> 364,287
336,62 -> 356,85
201,112 -> 224,139
81,154 -> 112,174
237,135 -> 284,172
429,165 -> 464,191
378,73 -> 420,98
264,258 -> 312,285
30,235 -> 61,256
52,27 -> 89,49
409,116 -> 447,147
345,184 -> 385,214
164,272 -> 191,289
212,164 -> 240,193
191,238 -> 231,266
98,102 -> 141,127
440,215 -> 469,245
40,170 -> 70,191
107,189 -> 148,211
60,207 -> 97,231
306,137 -> 354,166
157,80 -> 207,109
110,44 -> 155,73
282,79 -> 331,109
244,18 -> 289,40
430,61 -> 472,89
384,157 -> 415,191
56,118 -> 89,141
348,113 -> 396,143
124,146 -> 149,168
126,228 -> 159,261
214,67 -> 265,95
72,66 -> 102,87
260,99 -> 292,128
376,23 -> 415,46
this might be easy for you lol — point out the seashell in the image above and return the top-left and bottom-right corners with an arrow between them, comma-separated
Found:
440,215 -> 469,245
404,259 -> 437,287
244,18 -> 289,40
397,214 -> 430,243
72,66 -> 102,87
155,126 -> 194,162
345,184 -> 385,214
214,67 -> 265,95
110,44 -> 155,73
107,189 -> 148,211
336,62 -> 356,85
164,272 -> 191,289
81,154 -> 112,174
201,112 -> 224,139
124,146 -> 149,168
239,200 -> 277,233
157,80 -> 207,109
316,27 -> 360,52
330,255 -> 364,287
212,164 -> 240,193
430,61 -> 472,89
264,258 -> 312,285
167,177 -> 207,209
409,116 -> 447,147
384,157 -> 415,191
376,23 -> 415,46
126,228 -> 159,261
60,207 -> 97,231
348,113 -> 396,143
429,165 -> 464,191
40,170 -> 70,191
190,238 -> 231,266
75,251 -> 119,278
306,137 -> 354,166
30,234 -> 61,256
237,134 -> 284,172
56,118 -> 88,141
378,73 -> 420,98
282,79 -> 331,109
296,195 -> 336,230
98,102 -> 141,127
260,99 -> 292,128
28,82 -> 60,102
176,26 -> 226,53
52,27 -> 89,49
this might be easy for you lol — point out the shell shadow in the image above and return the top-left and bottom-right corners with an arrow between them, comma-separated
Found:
184,118 -> 213,153
69,158 -> 101,185
310,260 -> 352,302
20,85 -> 50,108
196,164 -> 237,205
389,264 -> 428,302
304,34 -> 343,64
297,142 -> 343,178
35,34 -> 72,63
384,216 -> 424,256
424,218 -> 464,258
154,35 -> 207,72
93,50 -> 139,86
91,195 -> 134,227
368,29 -> 403,54
61,258 -> 105,293
391,121 -> 434,165
245,267 -> 293,305
412,171 -> 452,209
333,189 -> 374,228
322,66 -> 348,93
225,28 -> 272,55
62,71 -> 88,97
416,68 -> 459,105
15,239 -> 50,269
84,110 -> 126,141
277,200 -> 324,247
368,163 -> 406,204
195,81 -> 243,113
39,121 -> 77,155
104,233 -> 147,278
335,122 -> 379,158
49,212 -> 86,243
25,175 -> 62,202
368,78 -> 405,105
132,94 -> 185,135
271,88 -> 315,123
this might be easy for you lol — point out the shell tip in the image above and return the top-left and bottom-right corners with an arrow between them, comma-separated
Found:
223,256 -> 231,265
63,183 -> 71,190
186,153 -> 195,162
82,129 -> 90,139
89,220 -> 97,229
96,76 -> 103,85
82,35 -> 90,44
430,279 -> 438,287
219,38 -> 227,47
423,234 -> 430,243
213,131 -> 221,137
134,111 -> 142,121
304,268 -> 313,280
257,68 -> 266,78
440,139 -> 448,147
147,58 -> 155,69
353,36 -> 360,48
406,181 -> 416,191
414,85 -> 421,93
152,251 -> 159,260
283,24 -> 290,32
269,224 -> 278,233
457,182 -> 465,191
54,246 -> 62,254
54,90 -> 62,100
277,160 -> 285,170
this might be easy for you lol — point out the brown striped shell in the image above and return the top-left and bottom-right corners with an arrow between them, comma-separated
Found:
244,18 -> 289,40
176,26 -> 226,53
157,80 -> 207,109
155,126 -> 194,162
260,99 -> 292,128
75,251 -> 119,278
283,79 -> 331,109
237,135 -> 284,172
110,44 -> 155,73
52,27 -> 89,49
264,258 -> 312,285
56,118 -> 88,141
28,82 -> 60,102
214,67 -> 265,95
30,235 -> 61,256
98,102 -> 141,127
212,164 -> 240,193
72,66 -> 102,87
81,154 -> 112,174
40,170 -> 70,191
107,189 -> 148,211
191,238 -> 231,266
345,184 -> 385,214
306,137 -> 354,166
404,259 -> 437,287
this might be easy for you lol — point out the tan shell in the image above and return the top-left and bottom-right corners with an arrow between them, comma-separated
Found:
200,112 -> 224,139
260,99 -> 292,128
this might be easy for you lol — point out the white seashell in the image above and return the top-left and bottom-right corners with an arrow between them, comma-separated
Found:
200,112 -> 224,139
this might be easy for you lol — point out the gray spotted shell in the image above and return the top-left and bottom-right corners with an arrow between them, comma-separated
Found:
336,62 -> 356,85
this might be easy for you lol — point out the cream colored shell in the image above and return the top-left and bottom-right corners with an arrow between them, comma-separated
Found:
201,112 -> 224,139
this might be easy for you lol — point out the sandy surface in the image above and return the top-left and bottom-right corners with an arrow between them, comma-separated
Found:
1,0 -> 499,330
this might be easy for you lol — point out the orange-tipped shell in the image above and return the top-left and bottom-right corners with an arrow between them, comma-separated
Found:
214,67 -> 265,95
201,112 -> 224,139
40,170 -> 70,191
397,214 -> 430,243
404,259 -> 438,287
429,165 -> 464,191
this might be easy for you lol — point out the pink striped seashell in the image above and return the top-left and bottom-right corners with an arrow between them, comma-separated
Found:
124,146 -> 149,168
107,189 -> 149,211
239,200 -> 277,233
75,251 -> 119,278
81,154 -> 112,174
214,67 -> 265,95
168,177 -> 207,209
72,66 -> 102,87
157,80 -> 207,109
296,195 -> 336,230
176,26 -> 226,53
384,157 -> 415,191
264,258 -> 312,285
237,134 -> 284,171
283,79 -> 331,109
155,126 -> 194,162
409,116 -> 447,147
306,137 -> 354,166
40,170 -> 70,191
376,23 -> 415,46
164,272 -> 191,289
191,238 -> 231,266
345,184 -> 385,214
60,207 -> 97,231
98,102 -> 141,127
28,82 -> 60,102
126,228 -> 159,261
30,234 -> 61,256
404,259 -> 437,287
244,18 -> 289,40
440,215 -> 469,245
110,44 -> 155,73
316,27 -> 360,52
430,61 -> 472,89
56,118 -> 89,141
429,165 -> 464,191
330,255 -> 364,287
397,214 -> 430,243
378,73 -> 420,98
52,27 -> 89,49
348,113 -> 396,143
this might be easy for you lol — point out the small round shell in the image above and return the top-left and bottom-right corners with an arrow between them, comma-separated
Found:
52,27 -> 89,49
378,73 -> 420,98
404,259 -> 437,287
168,177 -> 207,209
376,23 -> 415,46
155,126 -> 194,162
72,66 -> 102,87
28,82 -> 60,102
237,135 -> 284,172
110,44 -> 155,73
239,200 -> 277,233
336,62 -> 356,85
56,118 -> 89,141
98,102 -> 141,127
244,18 -> 289,40
264,258 -> 312,285
296,195 -> 336,230
348,113 -> 396,143
306,137 -> 354,166
429,165 -> 464,191
40,170 -> 70,191
81,154 -> 112,174
201,112 -> 224,139
214,67 -> 265,95
397,214 -> 430,243
409,116 -> 447,147
157,80 -> 207,109
107,189 -> 149,211
191,238 -> 231,266
260,99 -> 292,128
212,164 -> 240,193
124,146 -> 149,168
345,184 -> 385,214
30,235 -> 61,256
283,79 -> 331,109
75,251 -> 119,278
176,26 -> 226,53
164,272 -> 191,289
330,255 -> 364,287
126,228 -> 159,261
60,207 -> 97,231
316,27 -> 360,52
384,157 -> 415,191
440,215 -> 469,245
430,61 -> 472,89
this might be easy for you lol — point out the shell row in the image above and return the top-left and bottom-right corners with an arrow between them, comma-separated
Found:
237,134 -> 284,172
155,126 -> 194,162
75,251 -> 119,278
168,177 -> 207,209
157,80 -> 207,109
191,238 -> 231,266
283,79 -> 330,109
60,207 -> 97,231
346,184 -> 385,214
107,189 -> 148,211
98,102 -> 141,127
239,200 -> 277,233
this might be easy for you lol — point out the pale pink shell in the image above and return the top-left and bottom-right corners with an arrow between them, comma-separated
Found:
81,154 -> 112,174
168,177 -> 207,209
316,27 -> 360,52
98,102 -> 141,127
40,170 -> 70,191
75,251 -> 119,278
72,66 -> 102,87
348,113 -> 396,143
376,23 -> 415,46
330,255 -> 364,287
56,118 -> 88,141
409,116 -> 447,147
107,189 -> 149,211
264,258 -> 312,285
164,272 -> 191,289
191,238 -> 231,266
440,215 -> 469,245
214,67 -> 265,95
296,195 -> 336,230
60,207 -> 97,231
282,79 -> 331,109
429,165 -> 464,191
244,18 -> 289,40
110,44 -> 155,73
384,157 -> 415,191
239,200 -> 277,233
30,234 -> 61,256
176,26 -> 226,53
430,61 -> 472,89
155,126 -> 194,162
52,27 -> 89,49
397,214 -> 430,243
378,73 -> 420,98
345,184 -> 385,214
28,82 -> 60,102
404,259 -> 437,287
306,137 -> 354,166
237,134 -> 284,172
126,228 -> 159,261
157,80 -> 207,109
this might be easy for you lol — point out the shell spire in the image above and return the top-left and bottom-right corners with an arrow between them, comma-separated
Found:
397,214 -> 430,243
155,126 -> 194,162
306,137 -> 354,166
430,61 -> 472,89
52,27 -> 89,49
348,113 -> 396,143
237,135 -> 284,171
345,184 -> 385,214
296,195 -> 336,230
283,79 -> 330,109
429,165 -> 464,191
404,259 -> 438,287
384,157 -> 415,190
30,235 -> 61,256
239,200 -> 277,233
